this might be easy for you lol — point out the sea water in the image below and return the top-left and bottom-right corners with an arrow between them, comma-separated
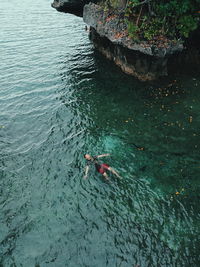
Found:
0,0 -> 200,266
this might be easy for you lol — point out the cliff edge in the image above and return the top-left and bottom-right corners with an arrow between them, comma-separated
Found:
52,0 -> 200,81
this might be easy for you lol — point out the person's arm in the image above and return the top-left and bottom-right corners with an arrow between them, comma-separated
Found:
84,165 -> 89,179
96,153 -> 110,158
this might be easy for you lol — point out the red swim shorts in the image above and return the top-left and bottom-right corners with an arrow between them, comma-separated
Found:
97,163 -> 110,174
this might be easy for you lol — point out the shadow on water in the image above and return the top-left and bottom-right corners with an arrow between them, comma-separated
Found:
53,47 -> 200,266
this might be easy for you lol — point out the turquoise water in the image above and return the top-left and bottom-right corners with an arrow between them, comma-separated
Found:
0,0 -> 200,266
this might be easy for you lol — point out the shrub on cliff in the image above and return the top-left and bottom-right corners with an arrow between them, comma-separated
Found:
115,0 -> 200,41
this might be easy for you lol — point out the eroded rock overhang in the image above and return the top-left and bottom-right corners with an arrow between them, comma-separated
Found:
83,3 -> 183,58
51,0 -> 84,16
52,1 -> 200,81
51,0 -> 99,17
82,3 -> 185,80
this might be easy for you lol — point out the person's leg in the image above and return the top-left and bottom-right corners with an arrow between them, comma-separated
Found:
107,167 -> 122,179
102,172 -> 109,180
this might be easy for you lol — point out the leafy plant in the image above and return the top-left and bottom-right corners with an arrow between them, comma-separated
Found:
124,0 -> 200,41
177,15 -> 199,38
126,20 -> 139,39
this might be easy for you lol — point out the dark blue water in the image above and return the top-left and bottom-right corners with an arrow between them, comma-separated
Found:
0,0 -> 200,266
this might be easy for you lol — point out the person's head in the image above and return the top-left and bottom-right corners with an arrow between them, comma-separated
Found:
84,154 -> 93,161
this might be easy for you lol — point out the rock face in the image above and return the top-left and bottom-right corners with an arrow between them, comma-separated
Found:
83,3 -> 184,81
52,1 -> 199,81
51,0 -> 84,16
89,28 -> 169,81
83,3 -> 183,58
51,0 -> 99,17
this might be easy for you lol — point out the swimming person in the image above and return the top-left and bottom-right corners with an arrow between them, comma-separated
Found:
84,153 -> 122,180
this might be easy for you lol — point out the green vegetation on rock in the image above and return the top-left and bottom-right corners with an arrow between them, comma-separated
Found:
127,0 -> 200,40
105,0 -> 200,41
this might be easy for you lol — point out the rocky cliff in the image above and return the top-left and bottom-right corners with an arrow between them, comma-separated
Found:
83,3 -> 184,81
52,0 -> 200,81
51,0 -> 99,16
